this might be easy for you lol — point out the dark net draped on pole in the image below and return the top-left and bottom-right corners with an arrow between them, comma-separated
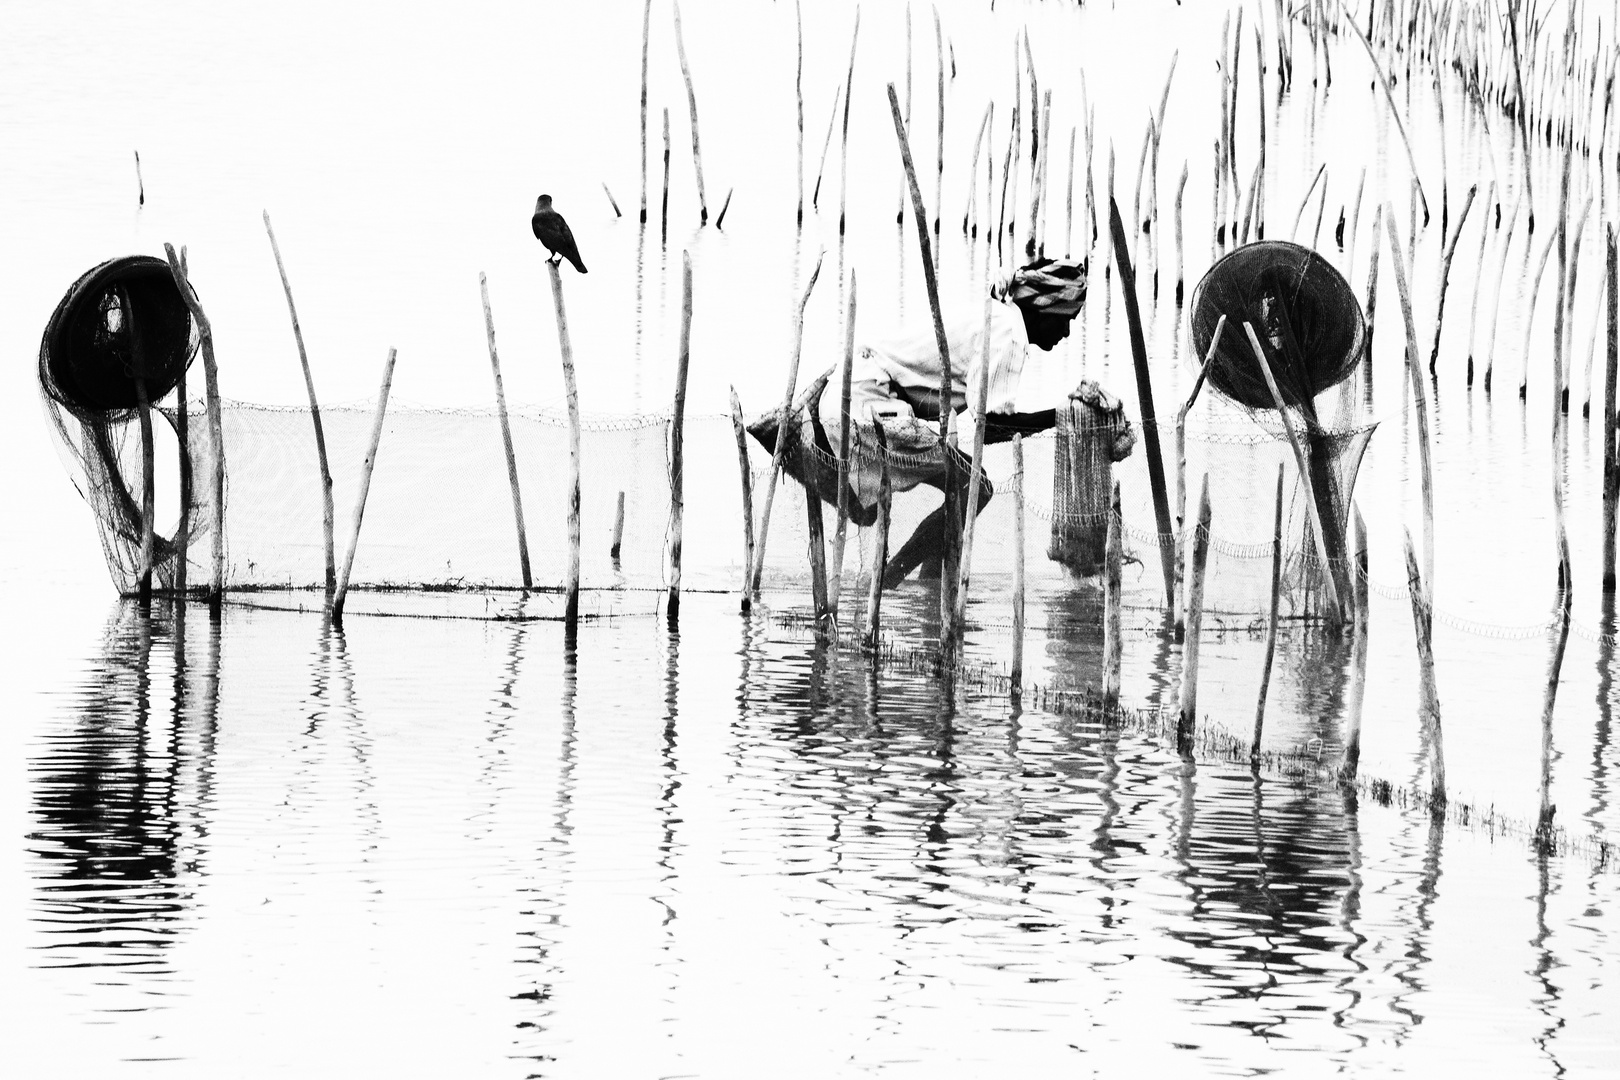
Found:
39,256 -> 202,593
1189,241 -> 1372,615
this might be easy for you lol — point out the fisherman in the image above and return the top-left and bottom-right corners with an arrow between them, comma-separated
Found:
751,256 -> 1134,588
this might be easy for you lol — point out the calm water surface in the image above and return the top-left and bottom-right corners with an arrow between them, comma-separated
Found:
3,0 -> 1619,1074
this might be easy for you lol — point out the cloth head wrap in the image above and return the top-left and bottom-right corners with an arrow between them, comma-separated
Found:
991,257 -> 1088,317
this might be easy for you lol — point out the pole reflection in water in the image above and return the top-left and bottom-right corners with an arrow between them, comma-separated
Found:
28,601 -> 219,1010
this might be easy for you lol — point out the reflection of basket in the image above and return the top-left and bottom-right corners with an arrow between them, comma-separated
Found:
1048,382 -> 1135,576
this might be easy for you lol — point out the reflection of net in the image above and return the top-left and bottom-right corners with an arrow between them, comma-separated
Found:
39,256 -> 205,594
1189,242 -> 1371,609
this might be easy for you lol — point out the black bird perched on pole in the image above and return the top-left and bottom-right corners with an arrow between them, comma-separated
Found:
532,194 -> 587,273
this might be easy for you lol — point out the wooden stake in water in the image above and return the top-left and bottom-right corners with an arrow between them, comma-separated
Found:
1178,475 -> 1213,758
830,272 -> 858,610
1244,321 -> 1343,623
1550,147 -> 1573,581
1252,462 -> 1284,759
1103,479 -> 1123,710
1385,204 -> 1437,599
332,347 -> 397,623
265,212 -> 336,592
801,438 -> 830,629
668,251 -> 693,623
547,262 -> 583,631
812,85 -> 842,211
1463,180 -> 1498,383
795,0 -> 804,224
1065,127 -> 1076,256
480,272 -> 532,589
672,0 -> 709,225
955,259 -> 993,628
662,108 -> 672,228
838,9 -> 861,235
1174,161 -> 1189,305
729,385 -> 755,612
933,8 -> 945,245
1109,198 -> 1178,611
1403,528 -> 1445,808
1481,197 -> 1522,390
1176,315 -> 1224,630
611,491 -> 625,563
1605,224 -> 1618,592
1011,433 -> 1026,692
751,253 -> 825,594
1340,505 -> 1369,782
1427,182 -> 1479,374
1344,13 -> 1430,225
162,244 -> 225,606
864,423 -> 892,652
640,0 -> 651,223
962,103 -> 991,235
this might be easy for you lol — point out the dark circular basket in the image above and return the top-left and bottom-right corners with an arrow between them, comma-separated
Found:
1188,241 -> 1365,412
39,255 -> 197,421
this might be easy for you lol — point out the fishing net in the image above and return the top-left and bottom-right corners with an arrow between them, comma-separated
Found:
1188,241 -> 1373,613
39,256 -> 208,594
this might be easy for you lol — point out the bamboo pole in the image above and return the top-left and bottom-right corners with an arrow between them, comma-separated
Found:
962,103 -> 991,235
1551,147 -> 1573,581
715,188 -> 734,231
831,272 -> 858,610
1605,225 -> 1618,592
1290,163 -> 1328,241
1252,462 -> 1284,759
1481,197 -> 1522,390
264,212 -> 336,592
662,108 -> 671,229
1518,205 -> 1560,398
1427,182 -> 1479,374
1463,180 -> 1498,383
672,0 -> 709,225
1243,321 -> 1344,623
480,272 -> 532,589
1103,479 -> 1123,710
801,439 -> 830,627
899,3 -> 910,226
1340,505 -> 1369,782
933,8 -> 944,245
611,491 -> 625,562
602,183 -> 622,218
162,243 -> 225,606
1561,188 -> 1595,412
1175,162 -> 1188,305
1131,121 -> 1152,270
812,86 -> 841,211
1109,198 -> 1178,610
332,347 -> 397,623
1176,316 -> 1225,631
864,422 -> 892,652
641,0 -> 651,222
134,149 -> 144,207
174,306 -> 190,597
1384,204 -> 1436,599
838,9 -> 861,235
1346,167 -> 1368,271
547,262 -> 583,631
795,0 -> 804,224
887,82 -> 959,654
1178,474 -> 1213,758
1364,195 -> 1383,377
1403,528 -> 1445,807
955,260 -> 992,628
135,371 -> 155,600
751,253 -> 824,595
1065,127 -> 1076,257
1011,433 -> 1026,692
729,386 -> 755,612
668,251 -> 693,623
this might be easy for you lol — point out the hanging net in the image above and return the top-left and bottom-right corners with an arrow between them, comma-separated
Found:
1189,241 -> 1373,614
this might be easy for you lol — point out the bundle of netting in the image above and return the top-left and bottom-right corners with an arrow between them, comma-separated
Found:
1188,241 -> 1372,619
39,255 -> 204,594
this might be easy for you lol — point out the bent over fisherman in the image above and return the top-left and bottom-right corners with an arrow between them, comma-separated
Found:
748,257 -> 1134,589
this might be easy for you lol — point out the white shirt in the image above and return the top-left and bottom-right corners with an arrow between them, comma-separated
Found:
818,299 -> 1029,429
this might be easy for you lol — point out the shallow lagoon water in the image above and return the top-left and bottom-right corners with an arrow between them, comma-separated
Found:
2,0 -> 1619,1075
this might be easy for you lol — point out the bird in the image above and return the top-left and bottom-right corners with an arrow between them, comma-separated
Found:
532,195 -> 587,274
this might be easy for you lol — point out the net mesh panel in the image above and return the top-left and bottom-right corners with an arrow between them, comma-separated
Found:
39,256 -> 202,595
1187,241 -> 1372,606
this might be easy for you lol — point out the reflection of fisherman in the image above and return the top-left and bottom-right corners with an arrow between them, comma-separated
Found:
751,257 -> 1134,587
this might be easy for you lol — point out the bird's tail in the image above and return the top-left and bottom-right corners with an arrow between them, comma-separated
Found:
570,254 -> 588,274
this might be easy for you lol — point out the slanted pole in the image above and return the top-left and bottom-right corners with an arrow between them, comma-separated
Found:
162,243 -> 225,607
831,272 -> 858,610
1178,475 -> 1213,758
730,386 -> 756,612
333,348 -> 398,623
864,423 -> 892,653
480,272 -> 532,589
1252,462 -> 1284,759
1109,198 -> 1178,611
265,212 -> 336,592
672,0 -> 709,224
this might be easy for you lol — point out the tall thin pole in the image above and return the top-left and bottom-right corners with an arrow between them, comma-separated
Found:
640,0 -> 652,223
481,272 -> 532,589
547,262 -> 583,632
1178,475 -> 1213,758
163,243 -> 225,608
332,348 -> 398,623
1011,433 -> 1026,692
668,251 -> 693,623
729,386 -> 756,612
1605,224 -> 1618,591
672,0 -> 709,225
1252,462 -> 1284,758
264,212 -> 336,592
